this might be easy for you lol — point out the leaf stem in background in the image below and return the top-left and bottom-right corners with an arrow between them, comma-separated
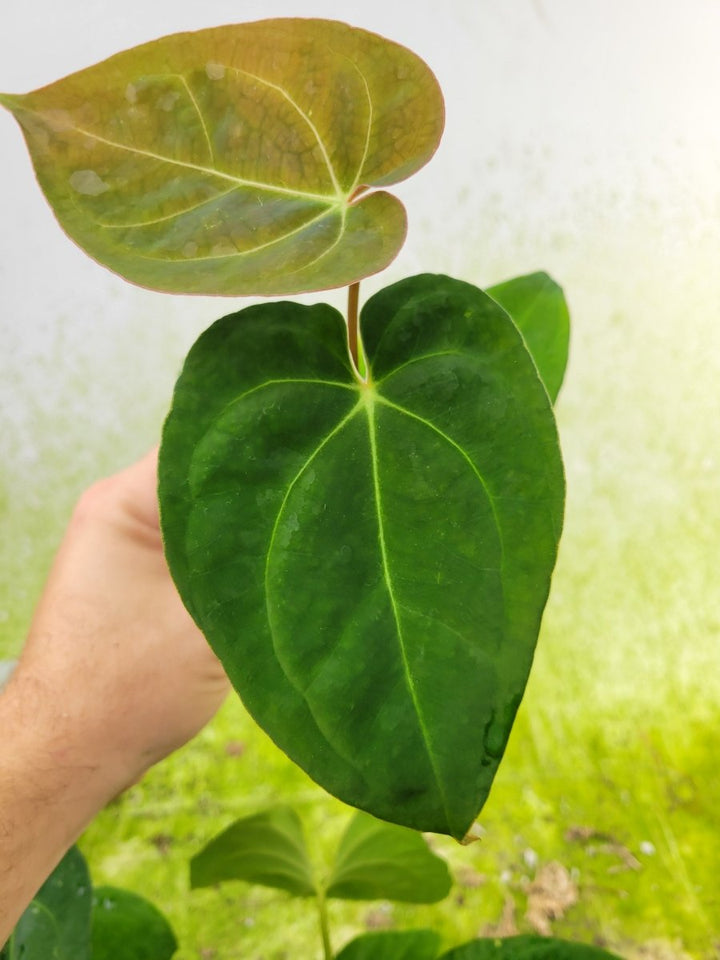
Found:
347,281 -> 360,374
316,891 -> 333,960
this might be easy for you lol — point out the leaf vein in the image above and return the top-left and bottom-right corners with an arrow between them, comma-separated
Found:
262,401 -> 366,746
177,72 -> 215,163
374,393 -> 506,585
225,64 -> 343,199
193,379 -> 357,472
94,184 -> 240,229
172,205 -> 339,263
375,351 -> 466,386
264,400 -> 363,599
283,209 -> 346,277
342,55 -> 374,195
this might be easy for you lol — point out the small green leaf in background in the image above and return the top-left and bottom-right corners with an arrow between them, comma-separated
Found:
6,846 -> 91,960
91,887 -> 177,960
0,19 -> 443,297
487,272 -> 570,403
440,936 -> 625,960
159,274 -> 565,839
190,805 -> 316,896
336,929 -> 442,960
326,811 -> 451,903
4,907 -> 59,960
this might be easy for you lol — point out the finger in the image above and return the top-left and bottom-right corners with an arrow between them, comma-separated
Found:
116,446 -> 161,531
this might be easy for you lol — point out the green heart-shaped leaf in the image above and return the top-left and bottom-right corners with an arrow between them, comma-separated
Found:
7,846 -> 92,960
326,811 -> 451,903
336,930 -> 442,960
189,806 -> 316,897
91,887 -> 177,960
159,274 -> 564,839
487,272 -> 570,403
0,19 -> 443,296
440,936 -> 625,960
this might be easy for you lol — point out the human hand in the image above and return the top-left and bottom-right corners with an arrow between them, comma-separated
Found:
9,446 -> 231,794
0,448 -> 230,942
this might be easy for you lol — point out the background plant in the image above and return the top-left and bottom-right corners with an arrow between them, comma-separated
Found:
0,846 -> 176,960
188,804 -> 625,960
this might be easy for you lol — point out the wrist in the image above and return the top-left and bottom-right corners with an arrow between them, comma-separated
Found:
0,672 -> 122,943
0,669 -> 124,835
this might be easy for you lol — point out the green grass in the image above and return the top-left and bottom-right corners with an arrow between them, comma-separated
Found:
73,671 -> 719,959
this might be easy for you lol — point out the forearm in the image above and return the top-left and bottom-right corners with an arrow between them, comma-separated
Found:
0,672 -> 120,944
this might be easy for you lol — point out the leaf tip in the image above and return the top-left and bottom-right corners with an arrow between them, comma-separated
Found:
0,92 -> 19,111
459,820 -> 485,846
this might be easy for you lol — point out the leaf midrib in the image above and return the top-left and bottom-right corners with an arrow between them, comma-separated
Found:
65,123 -> 338,203
365,396 -> 454,830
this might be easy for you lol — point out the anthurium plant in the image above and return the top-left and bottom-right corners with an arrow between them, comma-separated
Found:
0,18 -> 568,843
